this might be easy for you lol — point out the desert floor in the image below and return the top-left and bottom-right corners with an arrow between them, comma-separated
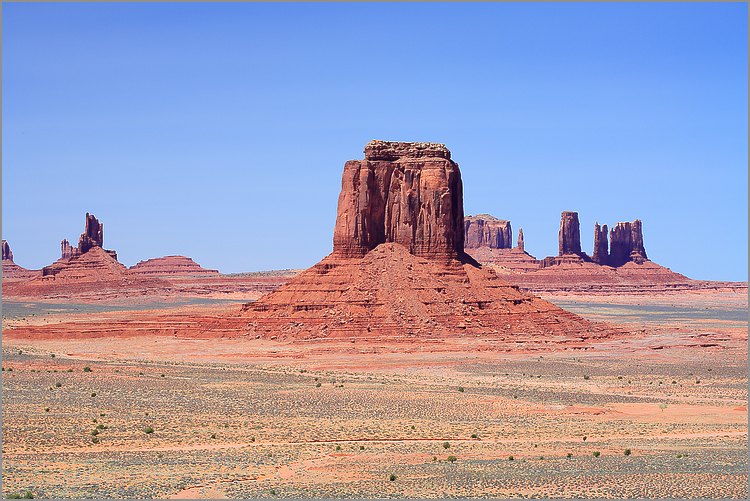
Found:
2,289 -> 747,499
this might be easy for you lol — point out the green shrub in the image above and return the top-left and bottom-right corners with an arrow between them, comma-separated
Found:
144,426 -> 154,434
83,367 -> 92,372
44,408 -> 50,413
508,456 -> 514,461
458,387 -> 465,392
583,375 -> 590,380
96,424 -> 106,430
566,453 -> 573,458
447,455 -> 457,462
389,473 -> 397,481
92,437 -> 100,444
360,445 -> 365,450
471,433 -> 478,439
315,382 -> 322,387
593,451 -> 601,457
6,490 -> 34,499
335,445 -> 341,451
91,392 -> 97,398
442,442 -> 450,449
91,429 -> 99,436
624,448 -> 632,456
55,382 -> 62,388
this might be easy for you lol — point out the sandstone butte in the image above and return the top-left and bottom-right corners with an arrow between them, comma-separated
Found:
1,239 -> 40,280
462,212 -> 694,292
232,140 -> 617,341
129,256 -> 219,276
4,213 -> 169,297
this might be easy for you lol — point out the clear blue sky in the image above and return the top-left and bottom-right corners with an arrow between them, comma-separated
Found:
2,2 -> 747,281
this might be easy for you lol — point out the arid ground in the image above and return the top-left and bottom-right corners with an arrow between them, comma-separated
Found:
2,281 -> 747,499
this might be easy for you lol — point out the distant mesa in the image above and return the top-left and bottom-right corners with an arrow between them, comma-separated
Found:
129,256 -> 219,276
235,140 -> 614,341
2,239 -> 39,279
464,215 -> 512,250
463,211 -> 691,292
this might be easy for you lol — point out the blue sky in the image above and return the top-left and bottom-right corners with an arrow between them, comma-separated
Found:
2,2 -> 747,280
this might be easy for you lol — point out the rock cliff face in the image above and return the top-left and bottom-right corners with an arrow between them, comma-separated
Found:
592,223 -> 609,265
61,239 -> 80,260
464,215 -> 512,249
2,240 -> 13,262
517,228 -> 524,252
332,140 -> 464,259
558,211 -> 582,256
609,220 -> 648,266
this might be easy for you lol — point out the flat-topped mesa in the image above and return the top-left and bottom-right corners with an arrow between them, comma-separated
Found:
609,220 -> 648,266
464,215 -> 512,249
2,239 -> 13,262
333,140 -> 464,259
517,228 -> 524,252
592,222 -> 609,265
558,211 -> 582,256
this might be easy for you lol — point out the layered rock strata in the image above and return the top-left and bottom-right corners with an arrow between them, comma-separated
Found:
129,256 -> 219,276
1,240 -> 39,279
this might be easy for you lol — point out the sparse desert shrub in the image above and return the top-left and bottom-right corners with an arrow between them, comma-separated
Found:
360,445 -> 365,450
91,429 -> 99,436
335,445 -> 341,451
211,433 -> 217,439
91,392 -> 97,397
44,408 -> 50,413
83,367 -> 91,372
411,425 -> 415,430
566,453 -> 573,458
6,490 -> 34,499
583,375 -> 590,380
593,451 -> 601,457
51,354 -> 55,358
582,436 -> 587,442
270,489 -> 276,495
100,413 -> 106,417
315,382 -> 322,387
624,448 -> 632,456
458,387 -> 465,392
96,424 -> 106,430
144,426 -> 154,434
508,456 -> 514,461
447,456 -> 457,462
92,437 -> 99,444
659,403 -> 668,412
471,433 -> 478,439
55,382 -> 61,388
389,473 -> 397,481
7,368 -> 13,372
67,368 -> 73,373
443,442 -> 450,449
161,374 -> 165,378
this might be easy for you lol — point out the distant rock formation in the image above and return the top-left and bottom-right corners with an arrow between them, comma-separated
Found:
2,240 -> 40,279
54,213 -> 117,264
464,215 -> 512,249
592,223 -> 609,265
517,228 -> 524,252
332,140 -> 464,259
130,256 -> 219,276
2,240 -> 13,262
236,141 -> 612,342
60,239 -> 80,260
558,211 -> 582,256
609,220 -> 648,266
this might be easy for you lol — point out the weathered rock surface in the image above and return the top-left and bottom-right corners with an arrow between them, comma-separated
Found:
3,240 -> 14,262
517,228 -> 525,252
558,211 -> 582,256
129,256 -> 219,276
609,220 -> 648,266
332,140 -> 464,259
60,239 -> 80,260
236,141 -> 616,341
464,215 -> 512,249
592,223 -> 609,265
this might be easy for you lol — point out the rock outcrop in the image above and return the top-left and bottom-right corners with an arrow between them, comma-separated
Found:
558,211 -> 582,256
2,240 -> 13,262
609,220 -> 648,266
129,256 -> 219,276
517,228 -> 524,253
464,215 -> 512,249
236,141 -> 616,342
592,223 -> 609,265
60,239 -> 80,260
332,140 -> 464,259
2,240 -> 41,279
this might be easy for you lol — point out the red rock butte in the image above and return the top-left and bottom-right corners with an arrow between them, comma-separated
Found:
129,256 -> 219,276
1,239 -> 39,279
235,141 -> 616,341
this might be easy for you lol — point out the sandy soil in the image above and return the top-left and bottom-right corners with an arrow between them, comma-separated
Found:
1,288 -> 747,499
